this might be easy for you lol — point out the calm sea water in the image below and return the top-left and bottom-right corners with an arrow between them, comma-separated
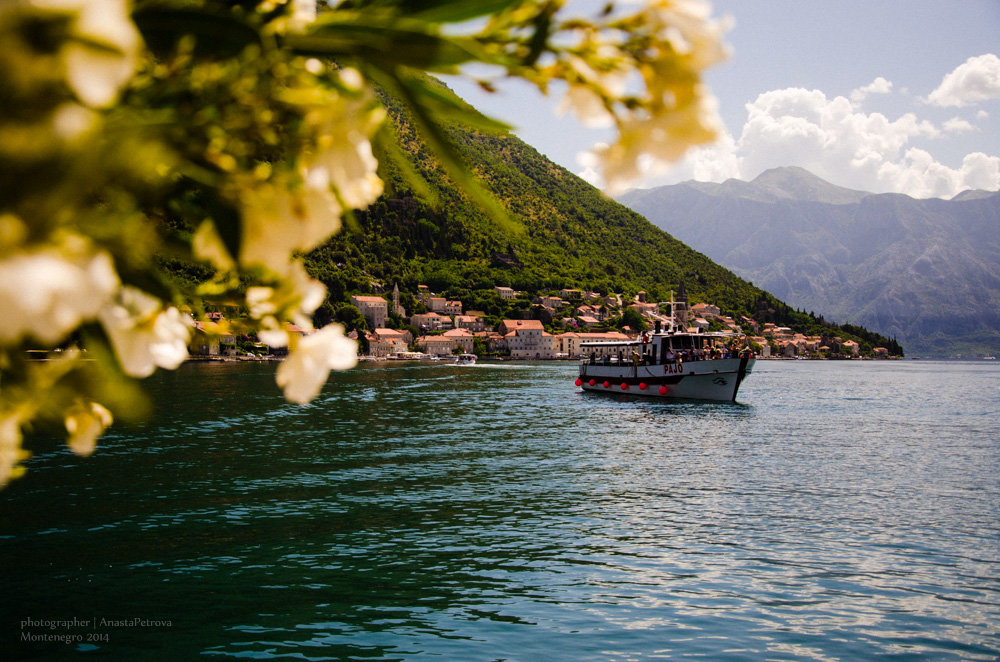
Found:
2,359 -> 998,660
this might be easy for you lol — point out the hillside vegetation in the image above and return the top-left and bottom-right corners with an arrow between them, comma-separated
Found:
292,85 -> 901,354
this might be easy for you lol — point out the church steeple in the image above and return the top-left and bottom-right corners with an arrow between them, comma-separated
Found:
673,281 -> 689,326
392,283 -> 404,317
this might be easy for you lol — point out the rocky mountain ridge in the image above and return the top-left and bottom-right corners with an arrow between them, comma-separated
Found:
618,168 -> 1000,356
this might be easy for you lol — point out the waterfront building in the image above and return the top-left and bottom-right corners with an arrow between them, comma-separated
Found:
371,328 -> 410,356
351,295 -> 388,330
455,315 -> 488,332
188,321 -> 237,356
563,331 -> 631,358
411,312 -> 452,332
475,331 -> 505,353
502,319 -> 545,359
442,328 -> 475,354
416,335 -> 462,357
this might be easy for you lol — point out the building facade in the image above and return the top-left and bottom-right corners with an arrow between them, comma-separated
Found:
351,295 -> 388,330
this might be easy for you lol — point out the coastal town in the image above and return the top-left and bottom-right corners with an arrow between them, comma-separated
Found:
190,283 -> 891,362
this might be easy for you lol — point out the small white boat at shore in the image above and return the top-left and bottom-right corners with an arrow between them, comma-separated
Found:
455,353 -> 477,366
388,351 -> 433,361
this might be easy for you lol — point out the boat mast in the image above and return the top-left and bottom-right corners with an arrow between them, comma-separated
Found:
667,291 -> 677,333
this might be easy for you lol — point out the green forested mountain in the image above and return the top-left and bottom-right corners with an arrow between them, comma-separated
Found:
299,83 -> 900,353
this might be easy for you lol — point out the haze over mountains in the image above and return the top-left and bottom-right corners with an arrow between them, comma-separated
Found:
618,167 -> 1000,357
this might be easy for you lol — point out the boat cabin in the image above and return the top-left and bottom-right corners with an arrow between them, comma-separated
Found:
582,331 -> 744,367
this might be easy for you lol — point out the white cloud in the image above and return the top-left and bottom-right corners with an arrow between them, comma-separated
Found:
958,152 -> 1000,190
879,149 -> 1000,198
584,82 -> 1000,199
735,87 -> 953,195
927,53 -> 1000,107
575,147 -> 604,188
943,117 -> 975,134
850,76 -> 893,104
682,132 -> 742,183
577,132 -> 741,191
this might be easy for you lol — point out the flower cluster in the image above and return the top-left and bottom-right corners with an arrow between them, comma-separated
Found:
0,0 -> 726,486
0,0 -> 366,485
477,0 -> 729,192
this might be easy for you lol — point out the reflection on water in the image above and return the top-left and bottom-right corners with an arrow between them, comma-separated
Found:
2,360 -> 999,660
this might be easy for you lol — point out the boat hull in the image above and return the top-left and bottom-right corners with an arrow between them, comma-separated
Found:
578,357 -> 755,402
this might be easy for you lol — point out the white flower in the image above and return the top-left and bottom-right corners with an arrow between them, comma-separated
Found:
238,176 -> 342,272
286,260 -> 326,325
244,261 -> 327,349
99,287 -> 191,378
258,316 -> 290,349
51,102 -> 98,141
306,136 -> 383,210
34,0 -> 142,108
302,90 -> 385,210
558,83 -> 614,129
192,220 -> 235,271
587,0 -> 728,193
556,53 -> 627,129
289,0 -> 317,30
64,400 -> 113,457
0,247 -> 119,345
276,324 -> 357,404
246,286 -> 278,319
0,412 -> 27,488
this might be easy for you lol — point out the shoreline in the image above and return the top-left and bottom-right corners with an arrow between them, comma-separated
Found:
184,354 -> 905,366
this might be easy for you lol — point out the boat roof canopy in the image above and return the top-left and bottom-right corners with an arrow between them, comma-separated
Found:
579,330 -> 741,348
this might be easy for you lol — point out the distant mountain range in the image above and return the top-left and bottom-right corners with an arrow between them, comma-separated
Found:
617,167 -> 1000,357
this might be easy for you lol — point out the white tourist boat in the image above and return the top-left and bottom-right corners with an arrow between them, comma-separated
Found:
455,353 -> 477,365
577,322 -> 755,403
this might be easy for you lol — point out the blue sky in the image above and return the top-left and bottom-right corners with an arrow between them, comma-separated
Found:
446,0 -> 1000,198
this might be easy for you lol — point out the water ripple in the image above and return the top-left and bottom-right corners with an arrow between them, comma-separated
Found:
2,360 -> 998,660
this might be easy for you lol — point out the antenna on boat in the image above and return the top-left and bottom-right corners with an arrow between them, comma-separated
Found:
667,291 -> 677,333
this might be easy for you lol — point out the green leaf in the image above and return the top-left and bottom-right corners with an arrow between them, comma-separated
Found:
412,76 -> 512,135
289,11 -> 496,71
407,0 -> 526,23
372,67 -> 523,236
131,6 -> 261,57
373,123 -> 441,208
205,196 -> 243,265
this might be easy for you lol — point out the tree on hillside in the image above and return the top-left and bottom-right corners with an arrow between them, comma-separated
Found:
620,307 -> 649,333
